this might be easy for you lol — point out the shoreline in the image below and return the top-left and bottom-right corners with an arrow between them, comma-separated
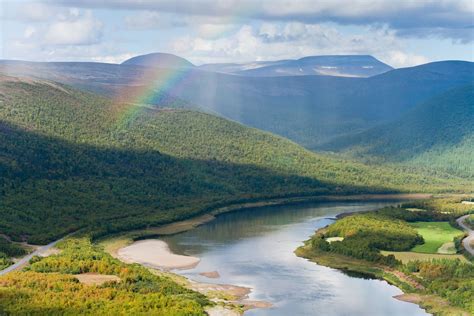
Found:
117,239 -> 200,270
113,238 -> 272,314
295,212 -> 472,316
102,194 -> 430,315
103,193 -> 431,242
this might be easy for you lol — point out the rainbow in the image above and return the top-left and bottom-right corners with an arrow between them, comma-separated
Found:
111,5 -> 259,127
112,65 -> 197,128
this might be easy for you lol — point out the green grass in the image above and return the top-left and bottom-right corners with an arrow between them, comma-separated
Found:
410,222 -> 464,253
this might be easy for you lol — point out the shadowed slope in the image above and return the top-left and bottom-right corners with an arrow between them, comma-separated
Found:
0,75 -> 469,243
321,85 -> 474,177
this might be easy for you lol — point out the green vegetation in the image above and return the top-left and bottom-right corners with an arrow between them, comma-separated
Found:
402,197 -> 474,216
0,237 -> 27,270
465,214 -> 474,229
410,222 -> 464,253
323,85 -> 474,178
0,237 -> 27,258
0,237 -> 208,315
0,75 -> 469,245
403,259 -> 474,313
314,211 -> 422,266
381,251 -> 468,264
4,60 -> 473,151
297,198 -> 474,315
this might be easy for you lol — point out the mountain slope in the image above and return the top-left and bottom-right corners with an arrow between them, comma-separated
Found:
122,52 -> 194,68
321,85 -> 474,177
0,60 -> 472,149
199,55 -> 393,77
0,74 -> 468,243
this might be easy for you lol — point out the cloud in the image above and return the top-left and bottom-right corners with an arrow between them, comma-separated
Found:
49,0 -> 474,41
23,26 -> 37,38
3,6 -> 106,61
124,11 -> 187,29
91,53 -> 136,64
171,22 -> 428,68
44,11 -> 103,45
382,51 -> 429,68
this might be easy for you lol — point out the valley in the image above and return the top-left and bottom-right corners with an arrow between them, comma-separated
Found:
1,1 -> 473,315
0,53 -> 472,316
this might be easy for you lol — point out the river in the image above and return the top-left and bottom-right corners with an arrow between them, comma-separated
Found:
158,201 -> 429,315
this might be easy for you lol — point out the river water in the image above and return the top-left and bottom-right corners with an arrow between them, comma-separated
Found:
161,201 -> 429,316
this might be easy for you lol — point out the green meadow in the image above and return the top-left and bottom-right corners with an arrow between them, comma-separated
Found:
410,222 -> 464,253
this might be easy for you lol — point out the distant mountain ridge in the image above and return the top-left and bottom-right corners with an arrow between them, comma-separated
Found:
120,52 -> 392,77
0,59 -> 472,150
122,52 -> 195,68
199,55 -> 393,77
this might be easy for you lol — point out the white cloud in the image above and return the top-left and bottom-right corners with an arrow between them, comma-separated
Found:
18,2 -> 58,21
91,53 -> 136,64
197,23 -> 238,39
124,11 -> 188,29
51,0 -> 474,42
382,51 -> 429,68
171,22 -> 429,67
23,26 -> 37,38
44,11 -> 103,45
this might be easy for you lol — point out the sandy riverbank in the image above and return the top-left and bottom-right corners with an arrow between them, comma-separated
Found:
117,239 -> 200,270
116,239 -> 272,314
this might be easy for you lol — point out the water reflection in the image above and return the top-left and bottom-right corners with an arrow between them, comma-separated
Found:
162,201 -> 429,316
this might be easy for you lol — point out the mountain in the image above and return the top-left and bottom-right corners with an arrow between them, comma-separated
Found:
0,74 -> 467,244
199,55 -> 393,77
320,85 -> 474,178
122,52 -> 195,68
0,59 -> 472,149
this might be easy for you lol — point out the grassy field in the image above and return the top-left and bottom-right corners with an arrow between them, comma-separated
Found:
410,222 -> 464,253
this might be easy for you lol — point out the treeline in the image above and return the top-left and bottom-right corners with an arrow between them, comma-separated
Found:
402,197 -> 474,216
403,259 -> 474,312
314,213 -> 422,266
0,237 -> 208,315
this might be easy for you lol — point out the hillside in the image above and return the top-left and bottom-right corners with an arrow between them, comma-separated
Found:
121,52 -> 195,68
0,74 -> 469,244
205,55 -> 393,77
321,85 -> 474,178
1,60 -> 472,149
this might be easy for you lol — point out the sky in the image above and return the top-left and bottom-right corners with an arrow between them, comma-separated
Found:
1,0 -> 473,68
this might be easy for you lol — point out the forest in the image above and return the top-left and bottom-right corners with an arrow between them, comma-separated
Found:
0,237 -> 209,315
1,76 -> 470,247
322,85 -> 474,178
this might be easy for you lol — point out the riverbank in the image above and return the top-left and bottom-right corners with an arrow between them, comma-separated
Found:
117,239 -> 200,270
100,196 -> 429,315
104,236 -> 272,314
295,199 -> 473,316
99,193 -> 431,243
